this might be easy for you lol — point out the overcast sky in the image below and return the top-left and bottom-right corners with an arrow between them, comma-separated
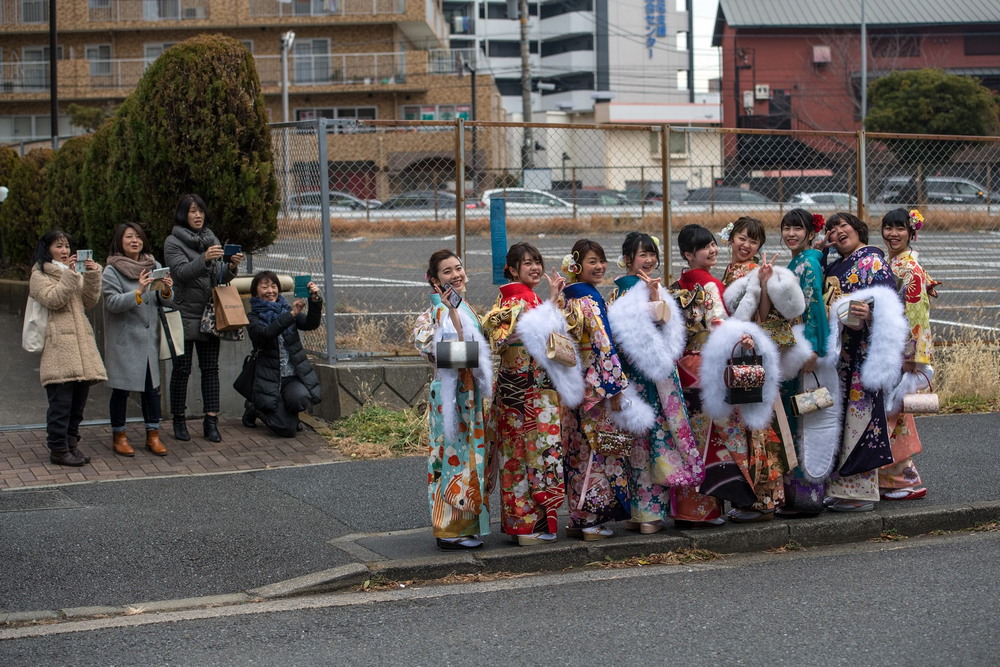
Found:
693,0 -> 721,91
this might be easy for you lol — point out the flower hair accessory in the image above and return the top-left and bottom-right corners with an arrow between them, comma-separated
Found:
561,252 -> 581,278
909,209 -> 924,237
719,222 -> 735,243
811,213 -> 825,234
616,254 -> 627,269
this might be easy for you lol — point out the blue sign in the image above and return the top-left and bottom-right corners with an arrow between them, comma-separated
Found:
646,0 -> 667,58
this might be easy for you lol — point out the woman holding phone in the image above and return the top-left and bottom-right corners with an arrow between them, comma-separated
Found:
821,212 -> 907,512
164,193 -> 244,443
102,222 -> 175,457
29,230 -> 107,466
412,249 -> 493,550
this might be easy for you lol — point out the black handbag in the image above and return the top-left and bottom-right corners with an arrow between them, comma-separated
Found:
724,343 -> 766,405
233,349 -> 259,400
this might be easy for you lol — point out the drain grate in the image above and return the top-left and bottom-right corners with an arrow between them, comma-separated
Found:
0,489 -> 82,512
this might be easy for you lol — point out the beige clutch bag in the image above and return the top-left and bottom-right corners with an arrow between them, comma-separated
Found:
546,332 -> 576,367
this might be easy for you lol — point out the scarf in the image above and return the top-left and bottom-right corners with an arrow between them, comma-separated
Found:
250,295 -> 295,338
170,224 -> 215,252
107,253 -> 155,280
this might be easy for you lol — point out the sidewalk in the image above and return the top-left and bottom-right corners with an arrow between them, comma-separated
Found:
1,408 -> 998,628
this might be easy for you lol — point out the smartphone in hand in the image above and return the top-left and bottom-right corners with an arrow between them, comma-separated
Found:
150,267 -> 170,290
293,275 -> 311,299
444,288 -> 463,309
76,249 -> 93,272
223,244 -> 241,260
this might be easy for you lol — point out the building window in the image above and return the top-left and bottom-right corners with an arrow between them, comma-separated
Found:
488,40 -> 538,57
292,0 -> 335,16
676,70 -> 689,90
649,130 -> 687,156
540,0 -> 593,18
676,31 -> 688,51
86,44 -> 112,77
869,32 -> 921,58
0,114 -> 76,142
965,34 -> 1000,56
495,79 -> 523,96
480,2 -> 537,19
540,34 -> 594,57
20,0 -> 48,23
241,40 -> 254,54
143,0 -> 181,21
21,46 -> 62,88
144,42 -> 177,67
400,104 -> 471,129
294,39 -> 330,83
295,107 -> 377,132
88,0 -> 111,8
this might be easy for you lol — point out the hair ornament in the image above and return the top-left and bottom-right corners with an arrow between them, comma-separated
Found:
616,254 -> 627,269
719,222 -> 735,243
908,209 -> 924,232
811,213 -> 826,233
561,252 -> 581,278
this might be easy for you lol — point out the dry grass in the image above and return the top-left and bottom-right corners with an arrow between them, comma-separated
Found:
871,529 -> 908,543
766,540 -> 804,554
361,570 -> 537,592
321,401 -> 428,459
585,548 -> 721,569
935,330 -> 1000,414
334,314 -> 419,355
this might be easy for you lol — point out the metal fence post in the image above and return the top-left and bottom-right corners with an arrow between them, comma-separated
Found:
661,124 -> 672,283
456,118 -> 466,262
857,129 -> 867,220
317,118 -> 336,364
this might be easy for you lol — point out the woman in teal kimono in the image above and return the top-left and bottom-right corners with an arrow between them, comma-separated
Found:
777,209 -> 830,516
607,232 -> 703,534
412,249 -> 493,550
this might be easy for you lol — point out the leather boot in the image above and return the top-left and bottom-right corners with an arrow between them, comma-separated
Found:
50,448 -> 87,467
241,403 -> 257,428
172,415 -> 190,441
67,434 -> 91,464
145,429 -> 167,456
113,431 -> 135,457
203,415 -> 222,443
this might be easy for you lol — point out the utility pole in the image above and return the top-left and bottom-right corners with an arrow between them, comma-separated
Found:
49,0 -> 57,148
519,0 -> 533,171
860,0 -> 867,127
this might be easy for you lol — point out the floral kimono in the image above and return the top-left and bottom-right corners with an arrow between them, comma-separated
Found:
782,248 -> 830,513
879,250 -> 935,491
560,282 -> 632,528
608,275 -> 703,525
413,294 -> 493,539
668,269 -> 757,522
482,283 -> 565,536
823,246 -> 905,502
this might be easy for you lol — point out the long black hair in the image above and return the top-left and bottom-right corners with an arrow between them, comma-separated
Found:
503,242 -> 544,281
33,229 -> 72,270
621,231 -> 659,270
174,193 -> 209,227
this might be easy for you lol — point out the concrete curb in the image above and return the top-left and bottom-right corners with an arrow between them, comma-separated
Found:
2,500 -> 997,628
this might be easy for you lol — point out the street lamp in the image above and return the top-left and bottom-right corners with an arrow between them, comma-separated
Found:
280,30 -> 296,123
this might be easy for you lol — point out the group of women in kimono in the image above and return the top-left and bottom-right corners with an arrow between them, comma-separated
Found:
413,206 -> 936,550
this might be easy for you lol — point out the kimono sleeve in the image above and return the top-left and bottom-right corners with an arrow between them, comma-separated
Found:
481,298 -> 524,354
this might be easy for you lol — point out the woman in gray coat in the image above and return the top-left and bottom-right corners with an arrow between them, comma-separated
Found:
163,194 -> 244,443
103,222 -> 175,457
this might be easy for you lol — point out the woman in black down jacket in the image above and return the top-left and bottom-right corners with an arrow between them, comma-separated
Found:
163,194 -> 244,443
244,270 -> 323,437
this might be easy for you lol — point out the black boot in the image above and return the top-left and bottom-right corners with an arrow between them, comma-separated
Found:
203,415 -> 222,443
50,448 -> 87,467
67,434 -> 91,463
172,415 -> 190,441
241,403 -> 257,429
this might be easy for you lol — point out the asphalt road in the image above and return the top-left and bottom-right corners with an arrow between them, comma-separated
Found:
2,530 -> 997,665
253,228 -> 1000,349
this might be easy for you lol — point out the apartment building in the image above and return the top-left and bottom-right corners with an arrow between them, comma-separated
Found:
442,0 -> 695,115
0,0 -> 506,198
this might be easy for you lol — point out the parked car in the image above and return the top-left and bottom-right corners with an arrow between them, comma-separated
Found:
684,187 -> 775,204
479,188 -> 572,211
287,191 -> 380,212
550,188 -> 631,206
380,190 -> 468,209
787,192 -> 858,208
875,177 -> 995,204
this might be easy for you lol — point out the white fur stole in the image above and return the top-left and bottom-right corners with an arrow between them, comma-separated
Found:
699,319 -> 781,430
607,283 -> 686,382
823,285 -> 907,393
434,308 -> 493,442
516,300 -> 585,409
608,383 -> 657,434
723,265 -> 806,322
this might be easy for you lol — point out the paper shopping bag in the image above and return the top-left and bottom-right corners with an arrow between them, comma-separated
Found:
212,284 -> 249,331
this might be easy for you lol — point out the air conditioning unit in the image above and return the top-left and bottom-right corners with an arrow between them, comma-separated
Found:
812,45 -> 832,64
742,90 -> 754,113
754,84 -> 770,100
182,6 -> 206,19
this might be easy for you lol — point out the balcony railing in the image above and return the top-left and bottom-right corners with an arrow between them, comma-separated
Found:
86,0 -> 210,21
255,52 -> 407,87
0,0 -> 48,24
249,0 -> 404,18
0,61 -> 51,91
427,48 -> 480,74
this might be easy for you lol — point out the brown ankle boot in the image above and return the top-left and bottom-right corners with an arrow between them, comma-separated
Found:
113,431 -> 135,457
145,429 -> 167,456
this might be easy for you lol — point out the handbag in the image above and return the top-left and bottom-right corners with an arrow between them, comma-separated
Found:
213,283 -> 249,331
724,342 -> 766,405
545,331 -> 576,367
21,295 -> 48,353
233,349 -> 259,400
790,372 -> 834,416
200,300 -> 246,341
157,307 -> 185,360
592,416 -> 631,457
903,369 -> 939,414
435,340 -> 479,369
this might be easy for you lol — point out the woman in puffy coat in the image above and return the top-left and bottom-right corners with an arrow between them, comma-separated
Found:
28,230 -> 107,466
244,271 -> 323,437
102,222 -> 174,458
163,193 -> 244,443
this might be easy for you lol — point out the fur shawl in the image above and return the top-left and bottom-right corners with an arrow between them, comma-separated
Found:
434,307 -> 493,442
823,285 -> 907,393
699,319 -> 781,430
607,283 -> 685,382
799,357 -> 843,482
516,300 -> 585,409
607,383 -> 657,434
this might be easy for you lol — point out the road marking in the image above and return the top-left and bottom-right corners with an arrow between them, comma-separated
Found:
930,318 -> 1000,332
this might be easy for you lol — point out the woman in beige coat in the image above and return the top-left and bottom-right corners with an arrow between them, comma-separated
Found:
29,230 -> 108,466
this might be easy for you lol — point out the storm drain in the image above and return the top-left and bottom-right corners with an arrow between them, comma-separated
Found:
0,489 -> 82,512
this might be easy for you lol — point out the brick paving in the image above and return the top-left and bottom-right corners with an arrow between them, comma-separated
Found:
0,419 -> 345,490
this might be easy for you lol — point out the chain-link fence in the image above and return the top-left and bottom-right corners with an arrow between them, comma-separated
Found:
257,119 -> 1000,360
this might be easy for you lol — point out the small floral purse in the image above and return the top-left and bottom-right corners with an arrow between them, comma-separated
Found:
724,342 -> 766,404
791,372 -> 834,416
545,331 -> 576,367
